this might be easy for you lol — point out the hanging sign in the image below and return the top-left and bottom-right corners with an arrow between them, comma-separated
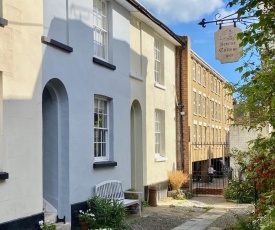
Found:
214,25 -> 242,63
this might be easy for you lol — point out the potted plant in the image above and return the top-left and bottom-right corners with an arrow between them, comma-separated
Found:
167,170 -> 188,199
78,209 -> 96,230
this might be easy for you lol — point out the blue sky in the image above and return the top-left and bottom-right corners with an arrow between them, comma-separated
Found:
138,0 -> 243,84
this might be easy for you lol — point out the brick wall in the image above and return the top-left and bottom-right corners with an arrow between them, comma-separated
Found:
175,36 -> 190,175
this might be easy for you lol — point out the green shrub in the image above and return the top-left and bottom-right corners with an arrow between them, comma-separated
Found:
87,196 -> 127,229
182,189 -> 193,199
224,180 -> 255,203
230,217 -> 260,230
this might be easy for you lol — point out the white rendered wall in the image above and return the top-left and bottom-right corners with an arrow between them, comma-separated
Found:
0,0 -> 43,223
130,21 -> 177,186
230,125 -> 271,174
130,16 -> 147,191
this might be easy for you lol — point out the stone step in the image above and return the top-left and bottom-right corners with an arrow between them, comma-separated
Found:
44,212 -> 56,224
44,213 -> 71,230
55,222 -> 71,230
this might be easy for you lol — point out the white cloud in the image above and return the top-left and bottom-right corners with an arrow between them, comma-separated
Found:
138,0 -> 225,24
217,8 -> 237,19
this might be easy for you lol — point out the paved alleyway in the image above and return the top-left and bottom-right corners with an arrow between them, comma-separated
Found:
126,196 -> 253,230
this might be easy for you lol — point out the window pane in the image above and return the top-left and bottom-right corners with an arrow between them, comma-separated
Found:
94,129 -> 99,142
155,110 -> 164,155
93,0 -> 107,60
94,97 -> 109,160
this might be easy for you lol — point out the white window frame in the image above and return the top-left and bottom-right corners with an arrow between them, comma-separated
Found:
193,91 -> 197,115
218,103 -> 221,121
94,97 -> 109,161
202,69 -> 206,87
198,125 -> 202,148
211,76 -> 213,91
198,94 -> 201,116
218,129 -> 221,147
194,124 -> 197,147
211,100 -> 214,120
204,126 -> 207,148
192,62 -> 196,81
211,127 -> 215,146
154,37 -> 162,85
155,110 -> 165,158
202,96 -> 206,117
215,102 -> 218,120
93,0 -> 108,60
224,107 -> 227,123
216,128 -> 218,147
198,66 -> 201,84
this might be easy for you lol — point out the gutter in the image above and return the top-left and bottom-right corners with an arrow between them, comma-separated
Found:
125,0 -> 186,46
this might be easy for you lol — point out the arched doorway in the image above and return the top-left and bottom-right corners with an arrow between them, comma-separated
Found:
42,78 -> 70,220
130,100 -> 143,191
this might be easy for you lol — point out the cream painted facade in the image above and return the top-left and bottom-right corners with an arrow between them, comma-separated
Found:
130,14 -> 181,199
188,49 -> 233,172
0,0 -> 43,223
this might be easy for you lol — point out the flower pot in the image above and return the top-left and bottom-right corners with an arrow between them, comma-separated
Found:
79,221 -> 89,230
148,187 -> 157,207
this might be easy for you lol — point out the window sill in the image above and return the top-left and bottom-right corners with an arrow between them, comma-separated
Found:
154,82 -> 166,90
130,73 -> 143,81
0,17 -> 8,27
93,161 -> 117,169
93,57 -> 116,70
0,172 -> 9,180
155,156 -> 168,162
41,36 -> 73,53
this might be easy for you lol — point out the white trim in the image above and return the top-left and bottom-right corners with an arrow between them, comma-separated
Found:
154,82 -> 166,90
193,120 -> 197,124
199,121 -> 202,125
191,50 -> 228,83
94,96 -> 109,161
193,88 -> 197,92
130,73 -> 143,81
155,155 -> 168,162
204,122 -> 207,126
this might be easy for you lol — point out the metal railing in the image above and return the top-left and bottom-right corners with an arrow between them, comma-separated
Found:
191,170 -> 232,196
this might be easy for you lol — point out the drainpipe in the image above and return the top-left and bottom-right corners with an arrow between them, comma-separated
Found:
178,37 -> 187,172
178,46 -> 184,171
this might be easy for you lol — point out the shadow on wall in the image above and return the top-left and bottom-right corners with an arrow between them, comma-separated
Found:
42,9 -> 148,229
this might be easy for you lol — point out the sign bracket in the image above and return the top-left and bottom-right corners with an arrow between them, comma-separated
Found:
198,13 -> 254,28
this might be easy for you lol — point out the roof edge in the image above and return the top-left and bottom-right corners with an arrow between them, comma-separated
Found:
125,0 -> 186,46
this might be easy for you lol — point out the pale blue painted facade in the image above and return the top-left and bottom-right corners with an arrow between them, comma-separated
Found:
42,0 -> 132,220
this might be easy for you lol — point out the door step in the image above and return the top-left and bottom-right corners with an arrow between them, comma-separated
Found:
55,222 -> 71,230
44,213 -> 71,230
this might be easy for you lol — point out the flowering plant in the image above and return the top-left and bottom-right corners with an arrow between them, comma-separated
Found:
78,209 -> 96,226
38,220 -> 56,230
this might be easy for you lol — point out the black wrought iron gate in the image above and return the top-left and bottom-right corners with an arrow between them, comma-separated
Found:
190,142 -> 232,196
